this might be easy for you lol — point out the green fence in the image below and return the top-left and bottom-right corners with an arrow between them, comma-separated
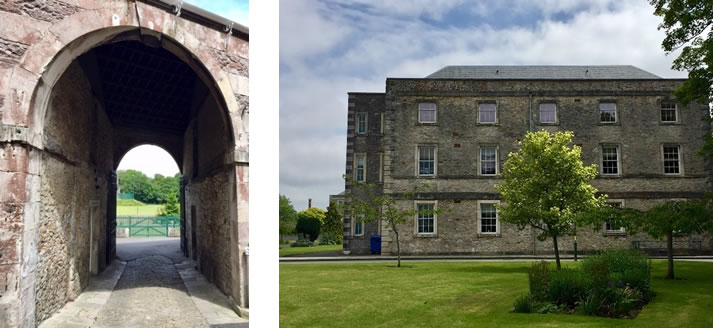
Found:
117,216 -> 180,237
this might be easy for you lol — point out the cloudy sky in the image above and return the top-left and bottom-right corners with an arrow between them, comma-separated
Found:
117,0 -> 248,177
279,0 -> 687,211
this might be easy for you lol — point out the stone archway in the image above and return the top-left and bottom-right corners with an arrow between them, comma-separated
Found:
0,2 -> 248,327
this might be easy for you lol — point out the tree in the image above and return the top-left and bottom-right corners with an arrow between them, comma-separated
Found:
158,192 -> 180,216
118,170 -> 156,203
279,195 -> 298,237
496,130 -> 606,270
322,202 -> 344,245
343,176 -> 437,268
593,199 -> 712,279
296,208 -> 326,242
650,0 -> 713,106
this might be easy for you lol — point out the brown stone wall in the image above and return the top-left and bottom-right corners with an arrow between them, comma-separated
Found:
184,167 -> 234,296
35,62 -> 112,322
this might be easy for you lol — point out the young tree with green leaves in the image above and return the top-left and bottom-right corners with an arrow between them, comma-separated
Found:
157,192 -> 180,216
590,199 -> 712,280
322,202 -> 344,245
296,208 -> 326,242
279,195 -> 298,238
496,130 -> 606,270
342,176 -> 437,268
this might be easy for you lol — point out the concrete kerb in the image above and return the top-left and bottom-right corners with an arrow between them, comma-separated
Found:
279,254 -> 713,263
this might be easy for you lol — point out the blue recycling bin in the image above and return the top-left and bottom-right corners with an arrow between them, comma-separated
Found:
370,235 -> 382,254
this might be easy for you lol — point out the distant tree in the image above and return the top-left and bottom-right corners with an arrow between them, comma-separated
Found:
152,174 -> 180,204
296,208 -> 326,242
496,131 -> 606,270
158,192 -> 180,216
279,195 -> 298,237
118,170 -> 156,203
322,202 -> 344,245
343,176 -> 437,268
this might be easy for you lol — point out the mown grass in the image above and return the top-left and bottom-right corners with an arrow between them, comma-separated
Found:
279,260 -> 713,327
279,244 -> 343,257
117,199 -> 146,206
116,204 -> 163,216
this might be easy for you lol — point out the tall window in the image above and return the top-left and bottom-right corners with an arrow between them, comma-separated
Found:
355,153 -> 366,182
417,203 -> 435,234
663,145 -> 681,174
357,113 -> 367,134
599,102 -> 617,123
418,146 -> 435,176
539,103 -> 556,123
661,103 -> 677,122
480,147 -> 497,175
605,201 -> 624,233
480,202 -> 498,234
354,214 -> 364,236
601,146 -> 619,175
479,103 -> 496,123
418,103 -> 436,123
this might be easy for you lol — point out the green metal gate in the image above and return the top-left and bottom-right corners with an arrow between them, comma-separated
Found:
117,216 -> 180,237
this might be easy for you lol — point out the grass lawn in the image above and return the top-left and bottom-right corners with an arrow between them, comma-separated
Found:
280,260 -> 713,327
279,244 -> 343,257
116,204 -> 163,216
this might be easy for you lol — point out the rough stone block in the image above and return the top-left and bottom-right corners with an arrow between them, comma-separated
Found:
0,172 -> 28,203
0,37 -> 29,69
0,144 -> 29,173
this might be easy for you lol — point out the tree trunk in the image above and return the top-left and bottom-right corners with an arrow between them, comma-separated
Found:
395,230 -> 401,268
553,234 -> 561,270
667,230 -> 674,279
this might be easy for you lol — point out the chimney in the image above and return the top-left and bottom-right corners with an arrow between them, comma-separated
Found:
308,198 -> 312,209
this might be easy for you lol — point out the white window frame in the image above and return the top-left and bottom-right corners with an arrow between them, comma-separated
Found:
354,153 -> 366,182
380,113 -> 385,133
416,145 -> 437,177
418,103 -> 437,123
662,144 -> 683,175
660,103 -> 678,123
477,200 -> 501,236
599,102 -> 617,123
604,200 -> 626,234
539,102 -> 557,124
479,146 -> 498,176
414,201 -> 437,236
356,113 -> 367,134
379,152 -> 384,182
478,102 -> 497,124
600,145 -> 620,176
353,214 -> 365,236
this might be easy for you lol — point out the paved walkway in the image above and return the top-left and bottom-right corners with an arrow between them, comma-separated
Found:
40,238 -> 247,328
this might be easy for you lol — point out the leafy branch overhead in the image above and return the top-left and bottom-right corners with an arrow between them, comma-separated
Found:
650,0 -> 713,105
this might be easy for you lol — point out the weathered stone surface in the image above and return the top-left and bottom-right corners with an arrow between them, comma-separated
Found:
210,48 -> 248,77
0,37 -> 29,68
0,0 -> 82,22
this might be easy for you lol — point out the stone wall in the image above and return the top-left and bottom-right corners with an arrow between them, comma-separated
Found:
36,61 -> 112,322
347,78 -> 712,255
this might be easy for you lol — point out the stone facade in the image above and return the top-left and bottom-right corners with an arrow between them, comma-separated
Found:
344,67 -> 713,256
0,1 -> 249,327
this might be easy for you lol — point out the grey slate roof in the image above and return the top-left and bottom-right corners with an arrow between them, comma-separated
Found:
425,65 -> 661,79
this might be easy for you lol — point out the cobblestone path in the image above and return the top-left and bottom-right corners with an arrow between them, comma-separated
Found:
39,238 -> 247,328
92,255 -> 209,328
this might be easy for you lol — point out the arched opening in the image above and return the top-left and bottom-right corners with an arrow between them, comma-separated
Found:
33,28 -> 244,322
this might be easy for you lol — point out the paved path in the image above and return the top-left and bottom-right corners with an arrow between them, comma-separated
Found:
280,254 -> 713,264
40,238 -> 248,328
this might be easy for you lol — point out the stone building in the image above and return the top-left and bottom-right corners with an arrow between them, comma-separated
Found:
343,65 -> 712,255
0,1 -> 248,326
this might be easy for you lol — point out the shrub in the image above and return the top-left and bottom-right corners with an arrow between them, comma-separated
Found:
293,237 -> 313,247
513,294 -> 532,313
319,232 -> 340,245
296,216 -> 321,241
527,261 -> 551,301
547,268 -> 591,308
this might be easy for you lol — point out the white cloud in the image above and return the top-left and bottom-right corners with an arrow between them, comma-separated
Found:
280,0 -> 687,210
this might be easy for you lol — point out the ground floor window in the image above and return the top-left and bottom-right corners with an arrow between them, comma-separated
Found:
415,202 -> 436,235
605,201 -> 625,233
479,201 -> 499,234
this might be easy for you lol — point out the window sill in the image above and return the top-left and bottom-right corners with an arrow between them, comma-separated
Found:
537,122 -> 559,126
417,175 -> 437,179
599,174 -> 621,178
479,174 -> 498,178
416,122 -> 438,126
477,233 -> 501,238
415,233 -> 438,238
603,231 -> 626,236
476,123 -> 499,126
663,173 -> 683,177
597,122 -> 620,126
659,121 -> 681,125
